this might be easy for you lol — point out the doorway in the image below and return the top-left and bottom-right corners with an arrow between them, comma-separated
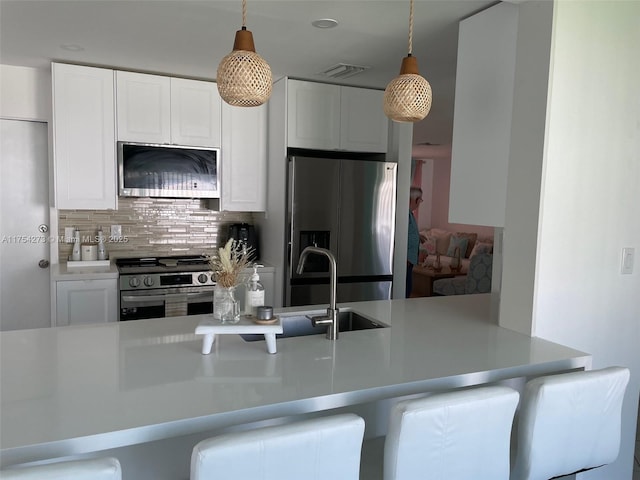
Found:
0,119 -> 51,330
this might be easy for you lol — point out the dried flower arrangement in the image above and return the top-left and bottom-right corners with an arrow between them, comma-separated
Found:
208,239 -> 254,288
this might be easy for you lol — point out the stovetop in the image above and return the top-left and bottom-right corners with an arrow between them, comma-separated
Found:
116,255 -> 211,275
116,255 -> 216,290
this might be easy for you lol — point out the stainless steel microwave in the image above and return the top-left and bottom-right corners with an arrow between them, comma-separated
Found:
117,142 -> 220,198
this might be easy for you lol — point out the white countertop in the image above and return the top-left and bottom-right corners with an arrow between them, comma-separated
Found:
0,295 -> 590,467
51,262 -> 119,280
50,261 -> 275,281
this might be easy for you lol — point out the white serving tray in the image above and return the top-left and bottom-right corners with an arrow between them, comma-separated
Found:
195,315 -> 283,355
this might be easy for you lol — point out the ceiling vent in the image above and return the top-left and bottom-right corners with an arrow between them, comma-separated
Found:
320,63 -> 370,79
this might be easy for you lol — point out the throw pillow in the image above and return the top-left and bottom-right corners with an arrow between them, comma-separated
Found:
446,235 -> 469,258
455,232 -> 478,258
470,241 -> 493,258
427,228 -> 452,255
423,236 -> 437,255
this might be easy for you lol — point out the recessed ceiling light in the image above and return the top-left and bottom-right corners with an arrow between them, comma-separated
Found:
60,44 -> 84,52
312,18 -> 338,29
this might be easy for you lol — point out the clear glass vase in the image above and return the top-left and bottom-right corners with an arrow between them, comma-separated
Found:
213,285 -> 240,324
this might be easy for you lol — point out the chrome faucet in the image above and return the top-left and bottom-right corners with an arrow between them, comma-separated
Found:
296,246 -> 339,340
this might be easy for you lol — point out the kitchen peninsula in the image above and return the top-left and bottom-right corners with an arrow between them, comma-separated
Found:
0,295 -> 590,478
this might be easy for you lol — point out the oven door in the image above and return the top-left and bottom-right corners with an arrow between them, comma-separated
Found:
120,286 -> 215,321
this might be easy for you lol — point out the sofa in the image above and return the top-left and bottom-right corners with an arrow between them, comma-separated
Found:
418,228 -> 493,273
432,253 -> 493,296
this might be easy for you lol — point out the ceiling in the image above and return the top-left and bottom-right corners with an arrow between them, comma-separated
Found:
0,0 -> 497,144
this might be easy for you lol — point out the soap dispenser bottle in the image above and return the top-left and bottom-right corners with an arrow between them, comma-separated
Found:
244,264 -> 265,316
71,228 -> 81,261
97,227 -> 108,260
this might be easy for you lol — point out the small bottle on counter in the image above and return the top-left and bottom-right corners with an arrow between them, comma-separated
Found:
71,228 -> 81,261
97,227 -> 108,260
244,264 -> 265,317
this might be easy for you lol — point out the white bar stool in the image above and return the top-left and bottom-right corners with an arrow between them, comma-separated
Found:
511,366 -> 630,480
383,386 -> 519,480
0,457 -> 122,480
191,413 -> 365,480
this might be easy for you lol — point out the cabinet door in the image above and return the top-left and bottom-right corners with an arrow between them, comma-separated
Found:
220,102 -> 267,211
449,3 -> 518,227
287,80 -> 340,150
340,86 -> 388,152
116,71 -> 171,143
52,63 -> 117,210
170,78 -> 221,146
56,279 -> 118,326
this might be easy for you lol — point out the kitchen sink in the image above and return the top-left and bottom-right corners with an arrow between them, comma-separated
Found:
240,309 -> 388,342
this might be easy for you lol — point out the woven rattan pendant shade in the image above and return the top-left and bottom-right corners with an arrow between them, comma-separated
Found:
384,55 -> 432,122
384,0 -> 432,123
216,1 -> 272,107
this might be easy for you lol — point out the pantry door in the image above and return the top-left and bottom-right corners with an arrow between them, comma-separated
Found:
0,119 -> 51,330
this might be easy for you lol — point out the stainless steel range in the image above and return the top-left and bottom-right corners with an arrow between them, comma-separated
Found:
116,255 -> 215,321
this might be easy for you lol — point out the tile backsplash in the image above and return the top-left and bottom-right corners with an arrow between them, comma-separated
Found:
58,197 -> 253,261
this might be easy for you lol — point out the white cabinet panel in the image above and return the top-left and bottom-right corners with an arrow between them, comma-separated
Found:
170,77 -> 221,147
116,72 -> 221,146
116,71 -> 171,144
220,102 -> 267,211
449,3 -> 518,227
340,86 -> 388,152
56,279 -> 118,326
52,63 -> 116,210
287,80 -> 387,153
287,80 -> 341,150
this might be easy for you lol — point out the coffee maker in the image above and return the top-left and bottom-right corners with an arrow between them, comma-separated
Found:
228,223 -> 260,261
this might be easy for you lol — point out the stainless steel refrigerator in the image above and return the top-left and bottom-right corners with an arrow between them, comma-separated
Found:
286,149 -> 397,306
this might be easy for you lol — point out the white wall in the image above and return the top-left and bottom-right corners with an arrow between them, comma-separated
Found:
533,2 -> 640,478
390,122 -> 414,299
0,65 -> 51,121
494,1 -> 640,478
499,0 -> 554,335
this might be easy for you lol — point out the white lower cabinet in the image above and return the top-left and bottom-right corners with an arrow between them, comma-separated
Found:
56,279 -> 118,326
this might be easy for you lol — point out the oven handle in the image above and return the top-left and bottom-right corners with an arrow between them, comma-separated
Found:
186,291 -> 214,300
121,290 -> 215,303
121,293 -> 183,302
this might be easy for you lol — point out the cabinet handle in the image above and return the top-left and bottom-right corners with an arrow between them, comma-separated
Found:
38,259 -> 50,269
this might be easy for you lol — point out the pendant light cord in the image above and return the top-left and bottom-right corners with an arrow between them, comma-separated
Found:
242,0 -> 247,27
408,0 -> 414,55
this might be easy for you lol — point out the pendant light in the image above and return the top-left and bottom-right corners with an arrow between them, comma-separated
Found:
383,0 -> 432,122
216,0 -> 272,107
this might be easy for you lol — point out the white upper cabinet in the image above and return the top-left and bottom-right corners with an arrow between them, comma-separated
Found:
116,71 -> 170,144
220,102 -> 267,212
170,77 -> 222,146
287,80 -> 341,150
339,86 -> 388,152
287,79 -> 388,153
52,63 -> 117,210
449,3 -> 518,227
116,71 -> 221,147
